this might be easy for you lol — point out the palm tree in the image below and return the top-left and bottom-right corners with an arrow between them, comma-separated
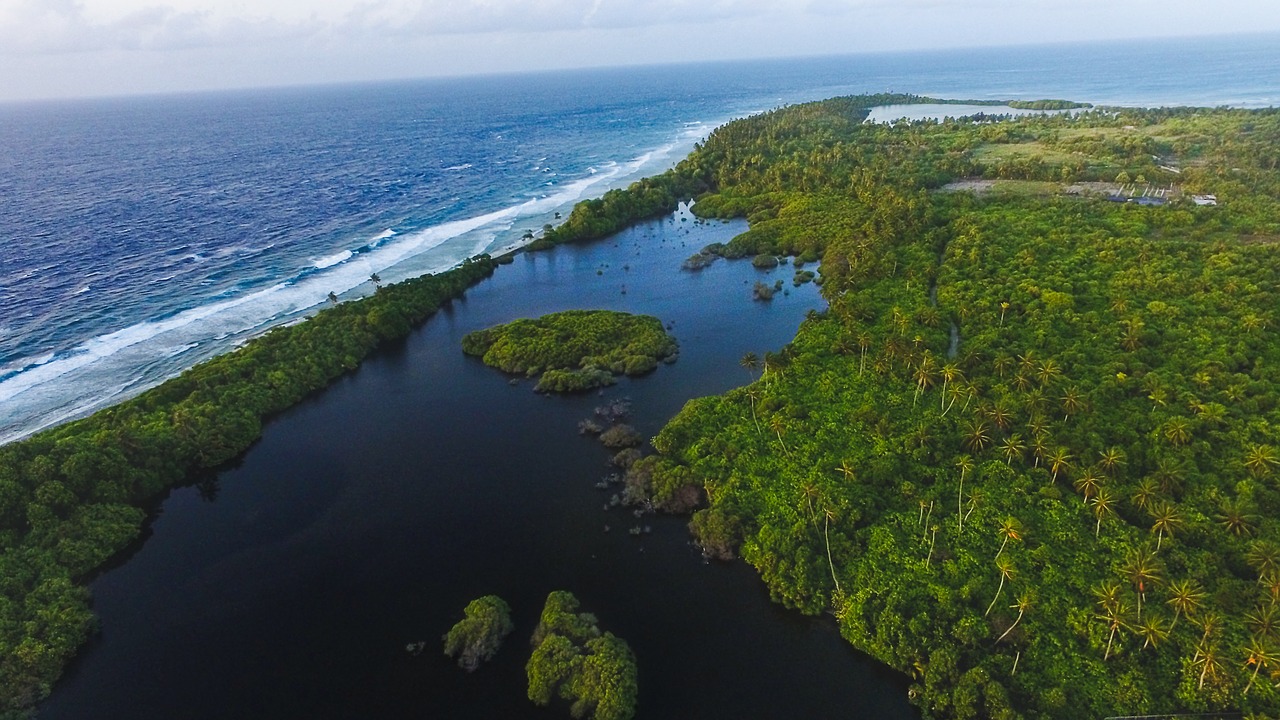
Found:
939,364 -> 963,412
326,291 -> 339,305
998,301 -> 1011,327
369,272 -> 382,288
835,460 -> 856,483
1060,386 -> 1083,422
1166,578 -> 1206,629
913,354 -> 937,407
744,387 -> 761,435
1131,478 -> 1159,512
1247,540 -> 1280,584
769,415 -> 789,456
1245,602 -> 1278,639
988,401 -> 1014,432
1036,358 -> 1063,387
1097,596 -> 1130,660
1029,434 -> 1049,469
996,593 -> 1033,643
1163,417 -> 1192,447
1048,447 -> 1073,484
1217,497 -> 1258,537
1149,500 -> 1184,551
1000,434 -> 1026,466
1090,488 -> 1116,537
1122,546 -> 1162,619
964,419 -> 992,453
986,556 -> 1016,616
1073,470 -> 1102,502
1243,635 -> 1278,695
1098,446 -> 1126,476
955,455 -> 974,533
823,507 -> 842,595
739,352 -> 760,380
995,517 -> 1023,559
1192,639 -> 1225,691
1137,614 -> 1170,650
799,483 -> 819,523
1245,443 -> 1279,478
857,333 -> 872,375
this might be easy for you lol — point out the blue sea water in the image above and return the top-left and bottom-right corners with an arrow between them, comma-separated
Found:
1,32 -> 1278,442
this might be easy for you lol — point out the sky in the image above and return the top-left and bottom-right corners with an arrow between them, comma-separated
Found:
1,0 -> 1278,101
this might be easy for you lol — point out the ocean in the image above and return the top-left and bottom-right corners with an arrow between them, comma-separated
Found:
1,32 -> 1279,443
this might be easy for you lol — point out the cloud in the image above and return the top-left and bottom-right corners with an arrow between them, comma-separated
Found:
0,0 -> 317,54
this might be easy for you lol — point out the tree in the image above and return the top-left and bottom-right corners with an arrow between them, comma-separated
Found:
1166,578 -> 1206,629
1097,595 -> 1130,661
1048,447 -> 1073,484
1137,614 -> 1170,650
1000,434 -> 1025,466
1245,444 -> 1279,477
1149,501 -> 1183,551
1217,497 -> 1258,537
823,507 -> 842,595
955,455 -> 974,533
995,517 -> 1023,559
739,352 -> 760,380
1243,635 -> 1278,695
1131,478 -> 1159,512
443,595 -> 514,671
370,272 -> 383,288
1073,470 -> 1102,502
1090,488 -> 1116,537
1122,546 -> 1162,619
996,593 -> 1033,643
1098,446 -> 1126,476
986,555 -> 1016,617
964,419 -> 992,453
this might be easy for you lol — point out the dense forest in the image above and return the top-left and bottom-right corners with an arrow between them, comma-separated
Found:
0,257 -> 496,717
573,97 -> 1280,718
4,91 -> 1279,719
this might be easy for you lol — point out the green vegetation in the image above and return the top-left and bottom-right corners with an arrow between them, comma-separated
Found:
561,96 -> 1280,717
462,310 -> 678,393
443,595 -> 515,671
0,257 -> 496,717
1006,100 -> 1092,110
527,591 -> 638,720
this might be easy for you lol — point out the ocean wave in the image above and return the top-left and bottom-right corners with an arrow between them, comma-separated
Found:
444,163 -> 473,171
313,250 -> 353,269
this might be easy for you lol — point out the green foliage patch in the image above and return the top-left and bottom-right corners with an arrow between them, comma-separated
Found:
462,310 -> 678,393
443,595 -> 514,671
526,591 -> 638,720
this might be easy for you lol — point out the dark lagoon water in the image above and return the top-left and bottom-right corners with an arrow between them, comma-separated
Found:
39,211 -> 915,719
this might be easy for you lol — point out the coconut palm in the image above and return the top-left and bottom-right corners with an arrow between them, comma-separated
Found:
996,593 -> 1033,643
823,506 -> 842,595
1245,443 -> 1279,478
1122,546 -> 1162,619
986,555 -> 1016,617
964,419 -> 992,453
939,364 -> 963,412
326,291 -> 338,305
1163,417 -> 1192,447
913,354 -> 938,407
1247,540 -> 1280,583
1000,434 -> 1026,466
988,401 -> 1014,431
1217,496 -> 1258,537
1149,500 -> 1184,551
1048,447 -> 1073,484
1090,488 -> 1116,538
1245,602 -> 1279,639
995,517 -> 1023,559
1131,478 -> 1160,512
369,272 -> 382,287
1243,636 -> 1279,695
1060,386 -> 1083,422
739,352 -> 760,379
1137,614 -> 1170,650
955,455 -> 974,533
769,415 -> 789,456
1098,446 -> 1126,476
1194,637 -> 1225,690
1166,578 -> 1206,629
1036,358 -> 1063,387
1073,470 -> 1102,502
1097,595 -> 1130,661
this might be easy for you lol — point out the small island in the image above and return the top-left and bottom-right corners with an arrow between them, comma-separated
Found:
527,591 -> 638,720
442,595 -> 514,671
462,310 -> 678,392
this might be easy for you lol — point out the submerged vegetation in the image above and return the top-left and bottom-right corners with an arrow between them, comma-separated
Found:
527,591 -> 638,720
568,96 -> 1280,717
0,257 -> 496,716
443,595 -> 515,671
462,310 -> 678,393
